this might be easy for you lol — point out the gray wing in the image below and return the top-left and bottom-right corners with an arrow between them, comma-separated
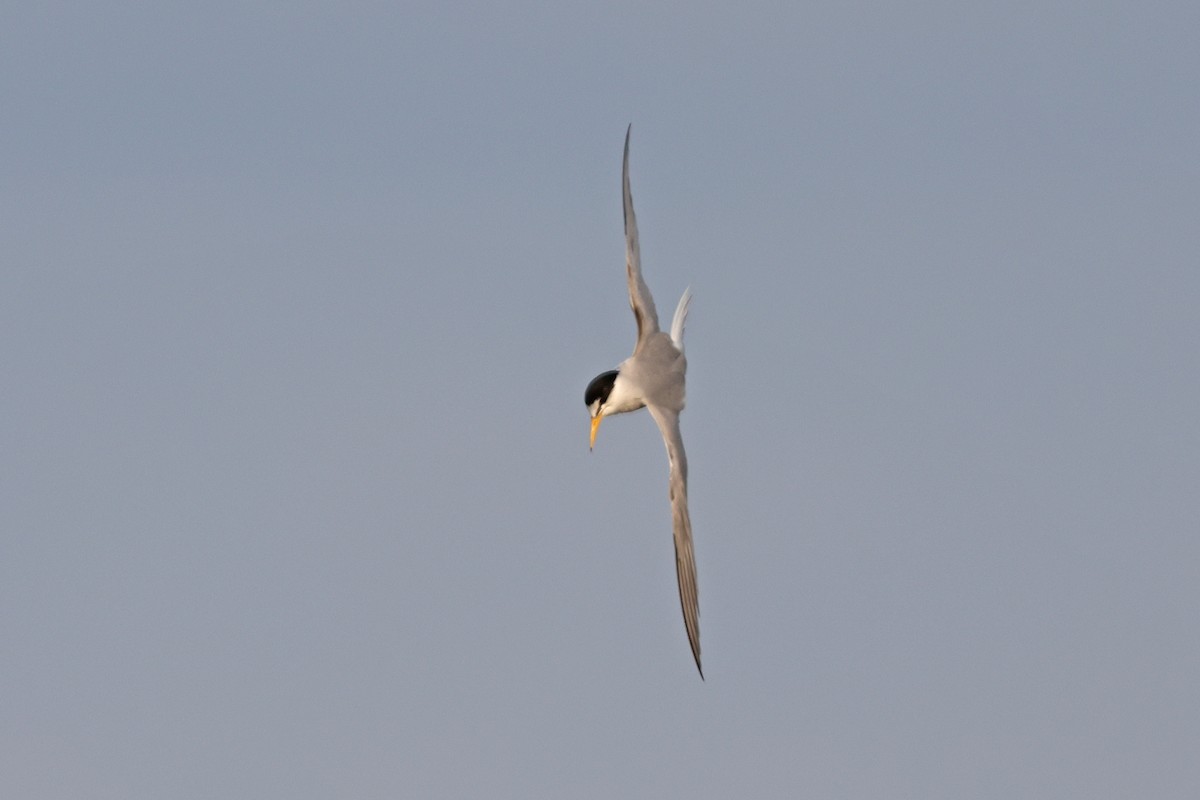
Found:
623,125 -> 660,353
646,402 -> 702,678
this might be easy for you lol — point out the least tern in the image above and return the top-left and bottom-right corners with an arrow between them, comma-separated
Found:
585,126 -> 701,678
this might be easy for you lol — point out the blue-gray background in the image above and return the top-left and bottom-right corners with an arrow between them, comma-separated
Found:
4,3 -> 1198,797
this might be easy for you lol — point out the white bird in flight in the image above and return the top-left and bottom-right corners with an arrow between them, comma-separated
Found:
585,126 -> 701,678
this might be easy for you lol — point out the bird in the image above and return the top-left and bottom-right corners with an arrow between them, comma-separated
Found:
585,126 -> 702,678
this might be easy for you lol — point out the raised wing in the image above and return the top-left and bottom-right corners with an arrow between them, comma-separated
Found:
623,125 -> 660,353
646,402 -> 702,678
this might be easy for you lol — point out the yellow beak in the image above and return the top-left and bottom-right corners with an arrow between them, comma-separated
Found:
589,415 -> 603,451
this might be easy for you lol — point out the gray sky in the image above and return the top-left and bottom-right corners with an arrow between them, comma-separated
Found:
3,2 -> 1198,797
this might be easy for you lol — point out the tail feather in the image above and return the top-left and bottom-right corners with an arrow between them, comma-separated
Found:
670,287 -> 692,351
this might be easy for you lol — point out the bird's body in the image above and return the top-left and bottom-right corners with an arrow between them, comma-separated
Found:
609,333 -> 687,414
585,127 -> 702,678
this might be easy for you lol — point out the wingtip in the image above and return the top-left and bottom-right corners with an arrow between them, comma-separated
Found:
621,126 -> 633,231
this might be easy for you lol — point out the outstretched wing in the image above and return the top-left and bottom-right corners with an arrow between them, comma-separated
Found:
646,403 -> 702,678
623,125 -> 660,353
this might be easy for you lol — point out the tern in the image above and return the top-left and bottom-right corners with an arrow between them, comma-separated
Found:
585,126 -> 701,678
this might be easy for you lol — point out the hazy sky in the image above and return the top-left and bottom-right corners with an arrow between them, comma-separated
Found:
3,3 -> 1198,798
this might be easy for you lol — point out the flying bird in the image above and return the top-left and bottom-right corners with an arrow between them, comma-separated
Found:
585,126 -> 701,678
